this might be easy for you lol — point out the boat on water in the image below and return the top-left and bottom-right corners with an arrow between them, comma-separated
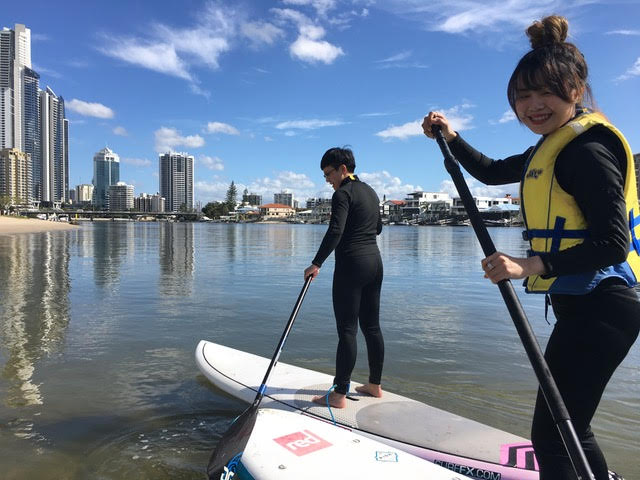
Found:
196,340 -> 625,480
233,408 -> 472,479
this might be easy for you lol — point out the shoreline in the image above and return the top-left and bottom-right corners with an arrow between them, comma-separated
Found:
0,215 -> 79,235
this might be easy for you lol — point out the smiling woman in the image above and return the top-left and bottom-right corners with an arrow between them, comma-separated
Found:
422,14 -> 640,480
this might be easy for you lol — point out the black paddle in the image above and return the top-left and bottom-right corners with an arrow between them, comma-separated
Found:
431,125 -> 595,480
207,275 -> 313,480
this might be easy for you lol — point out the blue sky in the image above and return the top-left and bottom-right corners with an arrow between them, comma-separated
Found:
5,0 -> 640,206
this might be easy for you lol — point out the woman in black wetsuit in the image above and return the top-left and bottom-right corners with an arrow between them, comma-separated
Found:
304,147 -> 384,409
422,15 -> 640,480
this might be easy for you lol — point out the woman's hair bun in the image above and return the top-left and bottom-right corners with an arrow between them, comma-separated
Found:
526,15 -> 569,49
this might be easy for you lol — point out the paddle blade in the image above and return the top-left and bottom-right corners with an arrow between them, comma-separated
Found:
207,406 -> 257,480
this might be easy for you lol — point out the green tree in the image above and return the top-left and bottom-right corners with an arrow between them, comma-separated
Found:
0,194 -> 14,213
202,201 -> 229,219
225,181 -> 237,211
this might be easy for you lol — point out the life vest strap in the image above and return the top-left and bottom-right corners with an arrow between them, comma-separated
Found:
629,208 -> 640,254
523,216 -> 590,253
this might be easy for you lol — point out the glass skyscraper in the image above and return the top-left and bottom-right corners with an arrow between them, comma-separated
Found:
92,147 -> 120,209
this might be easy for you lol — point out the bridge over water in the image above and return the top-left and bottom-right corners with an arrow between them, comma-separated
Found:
22,210 -> 202,222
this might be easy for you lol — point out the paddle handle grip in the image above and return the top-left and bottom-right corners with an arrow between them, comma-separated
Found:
431,125 -> 595,480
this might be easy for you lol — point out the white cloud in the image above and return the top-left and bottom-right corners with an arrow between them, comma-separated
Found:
196,171 -> 318,203
31,33 -> 50,42
379,1 -> 589,39
444,104 -> 474,131
282,0 -> 338,16
358,170 -> 423,200
273,8 -> 344,64
246,171 -> 317,200
359,111 -> 397,118
616,57 -> 640,82
376,104 -> 474,140
498,110 -> 516,124
376,50 -> 412,63
99,39 -> 193,80
606,30 -> 640,36
113,126 -> 128,136
122,157 -> 152,167
205,121 -> 240,135
439,177 -> 518,198
276,119 -> 345,130
195,179 -> 232,202
67,99 -> 115,119
241,21 -> 285,48
98,2 -> 235,91
290,34 -> 344,64
31,63 -> 62,78
199,155 -> 225,171
154,127 -> 205,153
375,120 -> 422,140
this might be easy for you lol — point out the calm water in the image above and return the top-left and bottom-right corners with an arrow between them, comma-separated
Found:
0,222 -> 638,479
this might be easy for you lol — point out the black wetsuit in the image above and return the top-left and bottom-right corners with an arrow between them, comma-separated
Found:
449,127 -> 640,479
312,175 -> 384,395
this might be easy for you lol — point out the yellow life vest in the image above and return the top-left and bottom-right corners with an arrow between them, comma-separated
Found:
521,112 -> 640,294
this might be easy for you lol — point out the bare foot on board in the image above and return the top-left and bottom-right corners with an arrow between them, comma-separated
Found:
312,391 -> 347,408
355,383 -> 383,398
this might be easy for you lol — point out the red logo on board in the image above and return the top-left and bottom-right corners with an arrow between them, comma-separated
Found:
273,430 -> 332,456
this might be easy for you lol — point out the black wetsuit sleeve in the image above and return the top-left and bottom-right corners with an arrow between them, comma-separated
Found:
312,189 -> 350,267
538,127 -> 630,277
448,134 -> 529,185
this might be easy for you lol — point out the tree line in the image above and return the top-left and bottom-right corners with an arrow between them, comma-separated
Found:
201,181 -> 238,219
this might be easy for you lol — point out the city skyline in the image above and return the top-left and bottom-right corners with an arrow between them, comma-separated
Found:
3,1 -> 639,206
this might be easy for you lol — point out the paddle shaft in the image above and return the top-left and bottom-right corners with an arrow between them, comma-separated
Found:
251,275 -> 313,408
207,277 -> 313,479
432,126 -> 595,480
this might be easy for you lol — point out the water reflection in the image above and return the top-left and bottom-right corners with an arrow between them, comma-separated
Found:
0,232 -> 71,407
91,222 -> 136,289
159,223 -> 194,296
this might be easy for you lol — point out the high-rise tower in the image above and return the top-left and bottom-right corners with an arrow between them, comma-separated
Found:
40,87 -> 67,204
0,24 -> 31,151
0,24 -> 67,205
159,152 -> 194,212
92,147 -> 120,209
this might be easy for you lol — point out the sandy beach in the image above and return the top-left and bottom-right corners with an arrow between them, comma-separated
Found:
0,215 -> 79,235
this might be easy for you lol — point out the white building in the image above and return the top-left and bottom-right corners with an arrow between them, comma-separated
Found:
40,86 -> 67,205
402,191 -> 453,217
108,182 -> 133,211
451,195 -> 514,216
0,24 -> 31,151
135,192 -> 165,213
159,152 -> 194,212
75,183 -> 94,204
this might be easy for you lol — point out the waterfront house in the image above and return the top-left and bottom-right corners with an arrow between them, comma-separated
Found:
259,203 -> 295,218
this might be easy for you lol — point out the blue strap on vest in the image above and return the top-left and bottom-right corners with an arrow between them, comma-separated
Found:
522,216 -> 590,253
629,208 -> 640,255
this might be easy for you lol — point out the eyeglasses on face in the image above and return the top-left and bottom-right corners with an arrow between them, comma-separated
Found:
323,167 -> 337,179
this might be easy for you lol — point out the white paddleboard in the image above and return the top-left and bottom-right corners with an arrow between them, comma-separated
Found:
235,408 -> 471,480
196,340 -> 540,480
198,340 -> 625,480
